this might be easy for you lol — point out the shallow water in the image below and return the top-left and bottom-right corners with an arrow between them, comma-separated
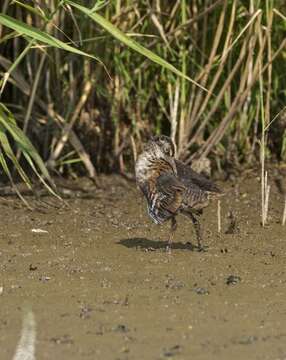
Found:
0,172 -> 286,360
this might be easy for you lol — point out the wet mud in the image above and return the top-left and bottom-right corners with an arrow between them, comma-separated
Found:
0,171 -> 286,359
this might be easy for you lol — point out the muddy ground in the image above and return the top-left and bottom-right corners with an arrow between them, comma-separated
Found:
0,169 -> 286,360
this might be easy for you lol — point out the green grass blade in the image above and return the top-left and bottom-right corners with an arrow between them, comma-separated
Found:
22,152 -> 62,201
0,125 -> 32,188
0,103 -> 53,186
0,150 -> 32,208
0,31 -> 19,45
0,40 -> 35,96
0,13 -> 102,63
10,1 -> 47,20
67,1 -> 210,93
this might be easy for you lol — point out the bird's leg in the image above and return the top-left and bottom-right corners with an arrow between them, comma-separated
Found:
187,211 -> 204,251
167,217 -> 177,253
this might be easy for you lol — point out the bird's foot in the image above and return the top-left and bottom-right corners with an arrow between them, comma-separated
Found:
185,241 -> 195,251
186,241 -> 208,252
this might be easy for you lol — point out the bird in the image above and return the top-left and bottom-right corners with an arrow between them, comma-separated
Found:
135,135 -> 221,252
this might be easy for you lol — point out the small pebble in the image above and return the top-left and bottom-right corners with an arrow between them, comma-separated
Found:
163,345 -> 181,357
29,264 -> 37,271
193,287 -> 209,295
113,324 -> 129,333
226,275 -> 241,285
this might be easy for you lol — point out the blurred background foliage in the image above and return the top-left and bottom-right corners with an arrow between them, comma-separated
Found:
0,0 -> 285,186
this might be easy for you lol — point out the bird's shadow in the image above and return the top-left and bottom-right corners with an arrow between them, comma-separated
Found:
118,237 -> 205,252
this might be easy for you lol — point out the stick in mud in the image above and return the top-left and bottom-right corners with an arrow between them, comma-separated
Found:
217,200 -> 221,233
282,196 -> 286,226
265,184 -> 271,224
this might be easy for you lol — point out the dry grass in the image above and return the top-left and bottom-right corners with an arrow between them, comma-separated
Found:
0,0 -> 285,181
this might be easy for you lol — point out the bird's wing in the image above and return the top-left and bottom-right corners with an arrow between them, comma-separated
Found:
174,159 -> 221,194
153,173 -> 186,218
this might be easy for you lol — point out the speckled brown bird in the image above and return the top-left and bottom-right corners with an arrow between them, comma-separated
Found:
135,135 -> 221,251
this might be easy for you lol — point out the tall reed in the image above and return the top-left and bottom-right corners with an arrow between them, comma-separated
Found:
0,0 -> 285,184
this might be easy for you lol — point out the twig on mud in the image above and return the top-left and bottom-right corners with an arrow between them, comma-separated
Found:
217,200 -> 221,233
265,182 -> 271,224
262,171 -> 271,226
282,196 -> 286,226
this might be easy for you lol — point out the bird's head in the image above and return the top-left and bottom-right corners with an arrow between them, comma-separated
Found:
145,135 -> 176,158
135,135 -> 176,183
